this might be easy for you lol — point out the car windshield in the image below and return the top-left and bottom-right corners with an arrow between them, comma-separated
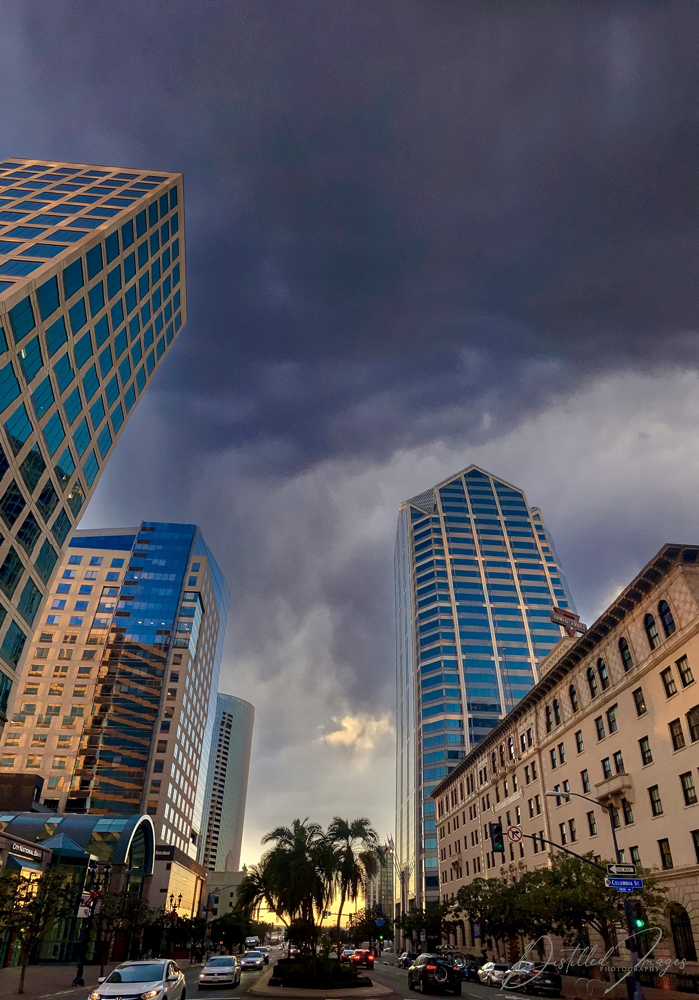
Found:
206,958 -> 235,968
494,965 -> 510,971
245,952 -> 262,959
107,964 -> 166,984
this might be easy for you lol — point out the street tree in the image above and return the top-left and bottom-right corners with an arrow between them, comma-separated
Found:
327,817 -> 381,930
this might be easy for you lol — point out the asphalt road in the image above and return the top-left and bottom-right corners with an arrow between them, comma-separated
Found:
371,960 -> 500,1000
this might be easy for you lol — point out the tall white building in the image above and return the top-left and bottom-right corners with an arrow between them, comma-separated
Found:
395,465 -> 575,910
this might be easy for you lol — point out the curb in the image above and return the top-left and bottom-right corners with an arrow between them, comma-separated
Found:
248,965 -> 393,998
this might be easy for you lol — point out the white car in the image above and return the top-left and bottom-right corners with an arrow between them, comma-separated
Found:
198,956 -> 240,989
240,951 -> 265,970
478,962 -> 511,987
92,961 -> 186,1000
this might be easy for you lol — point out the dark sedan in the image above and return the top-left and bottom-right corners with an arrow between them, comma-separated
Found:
408,954 -> 462,995
509,962 -> 562,996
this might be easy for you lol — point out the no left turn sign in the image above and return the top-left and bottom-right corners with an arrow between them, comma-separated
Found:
507,825 -> 523,843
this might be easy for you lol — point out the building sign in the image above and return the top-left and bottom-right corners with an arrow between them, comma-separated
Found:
11,842 -> 42,860
550,607 -> 588,634
155,845 -> 175,861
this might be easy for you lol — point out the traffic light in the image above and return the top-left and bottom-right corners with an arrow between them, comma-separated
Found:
323,911 -> 330,919
490,822 -> 504,854
632,902 -> 647,930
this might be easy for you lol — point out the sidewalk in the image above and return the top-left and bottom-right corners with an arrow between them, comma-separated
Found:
557,972 -> 695,1000
0,963 -> 118,1000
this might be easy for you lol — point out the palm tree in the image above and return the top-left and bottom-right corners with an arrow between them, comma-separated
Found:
327,817 -> 381,930
237,861 -> 288,925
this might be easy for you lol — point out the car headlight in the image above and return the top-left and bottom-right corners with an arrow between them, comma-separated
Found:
89,993 -> 101,1000
141,990 -> 162,999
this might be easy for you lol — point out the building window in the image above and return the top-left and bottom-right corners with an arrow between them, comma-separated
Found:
587,667 -> 598,698
606,705 -> 618,733
661,667 -> 677,698
658,838 -> 673,870
581,769 -> 590,793
550,748 -> 557,769
598,658 -> 610,690
676,656 -> 693,687
559,822 -> 568,845
609,804 -> 620,829
687,706 -> 699,743
525,765 -> 530,784
639,736 -> 653,766
587,811 -> 597,836
619,637 -> 633,672
692,830 -> 699,865
545,705 -> 553,733
669,719 -> 685,751
644,613 -> 660,650
558,742 -> 566,764
613,750 -> 624,773
648,785 -> 663,816
569,818 -> 577,842
595,716 -> 605,741
658,600 -> 676,638
553,699 -> 561,726
622,798 -> 634,825
569,684 -> 579,712
668,903 -> 697,962
630,845 -> 641,865
575,730 -> 584,754
633,687 -> 647,716
680,772 -> 697,806
602,757 -> 612,780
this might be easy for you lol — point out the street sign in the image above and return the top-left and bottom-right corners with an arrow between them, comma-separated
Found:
506,825 -> 523,844
607,863 -> 636,876
376,918 -> 385,926
617,887 -> 633,894
605,878 -> 644,889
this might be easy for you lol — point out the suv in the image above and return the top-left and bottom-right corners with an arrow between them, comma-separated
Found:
408,954 -> 462,995
352,949 -> 375,969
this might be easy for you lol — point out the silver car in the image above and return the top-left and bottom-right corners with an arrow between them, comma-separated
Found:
240,950 -> 265,970
478,962 -> 511,987
92,961 -> 186,1000
198,956 -> 240,989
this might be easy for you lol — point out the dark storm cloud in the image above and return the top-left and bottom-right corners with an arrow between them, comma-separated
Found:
6,1 -> 699,471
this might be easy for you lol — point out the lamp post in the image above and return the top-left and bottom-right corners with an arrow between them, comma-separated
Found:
72,860 -> 112,987
545,789 -> 644,1000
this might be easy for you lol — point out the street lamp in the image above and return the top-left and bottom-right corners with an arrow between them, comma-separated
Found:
72,861 -> 113,987
545,789 -> 644,1000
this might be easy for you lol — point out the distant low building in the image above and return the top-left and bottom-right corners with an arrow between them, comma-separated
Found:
202,867 -> 247,918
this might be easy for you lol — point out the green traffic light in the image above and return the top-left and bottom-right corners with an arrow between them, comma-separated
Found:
634,918 -> 645,928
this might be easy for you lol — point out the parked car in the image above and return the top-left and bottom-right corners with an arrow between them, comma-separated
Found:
240,951 -> 265,970
352,949 -> 375,969
408,954 -> 462,995
198,956 -> 240,989
92,961 -> 186,1000
398,952 -> 416,968
478,962 -> 511,987
340,948 -> 356,963
509,962 -> 562,996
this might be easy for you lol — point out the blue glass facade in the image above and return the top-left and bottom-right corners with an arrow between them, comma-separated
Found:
0,158 -> 186,716
395,466 -> 576,906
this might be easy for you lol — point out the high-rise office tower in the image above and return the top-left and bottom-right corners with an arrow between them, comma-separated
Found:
394,465 -> 575,909
0,158 -> 186,717
365,844 -> 394,924
0,524 -> 227,880
202,693 -> 254,873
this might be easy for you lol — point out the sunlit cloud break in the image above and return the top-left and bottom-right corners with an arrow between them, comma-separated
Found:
323,714 -> 394,751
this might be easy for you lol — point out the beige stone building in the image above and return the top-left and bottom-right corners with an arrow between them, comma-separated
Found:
432,543 -> 699,975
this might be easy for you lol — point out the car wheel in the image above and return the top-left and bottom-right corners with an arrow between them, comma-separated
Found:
420,978 -> 430,994
181,991 -> 186,1000
488,977 -> 493,987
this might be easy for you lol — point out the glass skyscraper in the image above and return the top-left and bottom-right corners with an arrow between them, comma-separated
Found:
394,465 -> 575,908
202,692 -> 254,873
0,158 -> 186,718
0,523 -> 228,876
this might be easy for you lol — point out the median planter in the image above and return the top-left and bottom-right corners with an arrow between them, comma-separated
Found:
269,959 -> 372,990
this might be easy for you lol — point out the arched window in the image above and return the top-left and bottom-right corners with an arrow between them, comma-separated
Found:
569,684 -> 579,712
619,637 -> 633,673
597,658 -> 610,690
668,903 -> 697,961
644,613 -> 660,650
587,667 -> 598,698
499,744 -> 505,767
507,736 -> 515,760
545,705 -> 553,733
491,750 -> 497,774
553,699 -> 561,726
658,600 -> 676,638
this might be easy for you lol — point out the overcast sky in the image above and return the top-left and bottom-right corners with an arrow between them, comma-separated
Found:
4,0 -> 699,865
